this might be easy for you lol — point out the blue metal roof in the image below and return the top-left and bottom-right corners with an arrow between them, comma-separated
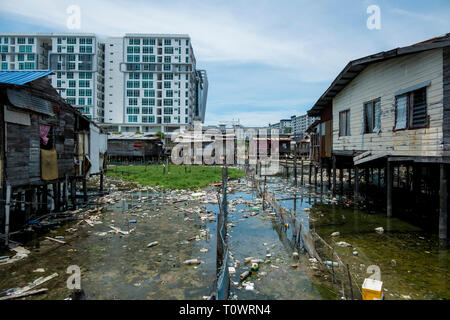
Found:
0,70 -> 54,85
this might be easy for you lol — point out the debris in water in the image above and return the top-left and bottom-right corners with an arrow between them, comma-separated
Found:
331,232 -> 340,237
375,227 -> 384,233
147,241 -> 159,247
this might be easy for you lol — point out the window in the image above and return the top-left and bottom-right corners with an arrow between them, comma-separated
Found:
126,107 -> 140,114
78,98 -> 85,105
144,90 -> 155,97
67,37 -> 76,44
17,37 -> 26,44
67,46 -> 74,53
164,73 -> 173,80
128,115 -> 138,122
164,107 -> 173,114
339,110 -> 351,136
164,47 -> 173,54
166,90 -> 173,97
18,54 -> 24,61
128,98 -> 138,105
164,81 -> 171,88
363,98 -> 381,133
395,87 -> 427,130
164,64 -> 171,71
164,116 -> 171,123
66,89 -> 76,96
142,116 -> 155,123
164,39 -> 171,46
142,73 -> 153,80
28,38 -> 34,44
67,72 -> 74,79
142,107 -> 153,114
69,80 -> 76,87
163,99 -> 173,106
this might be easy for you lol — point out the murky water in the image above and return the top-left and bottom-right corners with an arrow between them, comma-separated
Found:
0,172 -> 448,300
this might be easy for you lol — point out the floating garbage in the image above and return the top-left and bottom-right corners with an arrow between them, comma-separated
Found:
228,267 -> 236,274
240,270 -> 251,281
251,263 -> 259,272
147,241 -> 159,247
129,219 -> 137,223
292,252 -> 299,259
325,261 -> 339,267
336,241 -> 352,247
375,227 -> 384,233
244,257 -> 255,264
353,251 -> 359,256
331,232 -> 340,237
183,259 -> 201,265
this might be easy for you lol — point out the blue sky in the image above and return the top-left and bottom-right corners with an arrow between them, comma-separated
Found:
1,0 -> 449,126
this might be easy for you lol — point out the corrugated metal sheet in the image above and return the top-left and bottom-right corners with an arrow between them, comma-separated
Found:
7,88 -> 54,116
0,70 -> 53,85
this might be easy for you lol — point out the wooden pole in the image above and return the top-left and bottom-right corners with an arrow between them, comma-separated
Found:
314,164 -> 318,188
354,166 -> 359,202
63,175 -> 69,210
308,162 -> 312,184
348,167 -> 352,188
4,185 -> 11,247
43,184 -> 48,214
387,160 -> 393,218
347,264 -> 354,300
320,165 -> 323,190
70,179 -> 76,210
300,159 -> 304,186
439,163 -> 448,240
82,178 -> 88,204
99,173 -> 104,193
294,145 -> 298,187
339,167 -> 344,193
332,156 -> 337,195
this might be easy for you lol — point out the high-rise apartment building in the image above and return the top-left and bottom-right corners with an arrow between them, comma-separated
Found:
291,114 -> 319,139
103,34 -> 208,135
0,33 -> 105,121
0,33 -> 207,132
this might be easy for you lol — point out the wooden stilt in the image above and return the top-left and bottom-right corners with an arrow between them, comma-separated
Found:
99,173 -> 104,192
25,189 -> 33,223
339,167 -> 344,192
439,164 -> 448,240
300,160 -> 304,186
387,160 -> 393,218
314,164 -> 318,188
308,162 -> 312,184
332,156 -> 337,195
82,178 -> 88,204
4,185 -> 11,247
42,184 -> 48,214
70,179 -> 76,210
320,165 -> 323,188
354,166 -> 359,202
378,167 -> 381,189
348,167 -> 352,188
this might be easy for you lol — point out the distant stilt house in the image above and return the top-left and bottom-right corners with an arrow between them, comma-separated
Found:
107,134 -> 163,163
0,71 -> 107,246
307,34 -> 450,239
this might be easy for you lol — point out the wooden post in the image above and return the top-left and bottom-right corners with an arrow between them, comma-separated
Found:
63,175 -> 68,210
285,156 -> 289,179
347,264 -> 354,300
348,167 -> 352,188
439,163 -> 448,240
327,165 -> 332,190
332,156 -> 337,195
294,145 -> 298,187
43,184 -> 48,214
99,173 -> 104,193
4,185 -> 11,247
54,182 -> 60,212
300,160 -> 304,186
263,175 -> 267,210
82,178 -> 88,204
365,168 -> 369,186
308,162 -> 312,184
339,167 -> 344,193
378,168 -> 381,189
70,179 -> 76,210
320,165 -> 323,189
387,160 -> 393,218
314,164 -> 318,188
25,189 -> 33,223
354,166 -> 359,202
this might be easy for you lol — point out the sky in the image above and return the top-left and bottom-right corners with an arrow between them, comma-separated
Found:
0,0 -> 449,126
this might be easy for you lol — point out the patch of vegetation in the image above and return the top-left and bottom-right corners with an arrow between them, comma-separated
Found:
106,165 -> 245,189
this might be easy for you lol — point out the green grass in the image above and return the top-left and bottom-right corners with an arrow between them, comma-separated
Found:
106,165 -> 246,190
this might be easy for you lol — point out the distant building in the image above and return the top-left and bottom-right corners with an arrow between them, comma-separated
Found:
0,33 -> 105,122
102,34 -> 208,136
291,114 -> 319,140
269,119 -> 291,134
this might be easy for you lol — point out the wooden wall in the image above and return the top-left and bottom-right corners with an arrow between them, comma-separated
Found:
443,47 -> 450,153
332,49 -> 444,157
4,103 -> 76,188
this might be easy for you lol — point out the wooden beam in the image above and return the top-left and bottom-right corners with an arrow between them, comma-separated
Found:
387,160 -> 393,218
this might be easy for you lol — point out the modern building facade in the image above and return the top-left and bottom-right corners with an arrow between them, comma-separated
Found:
103,34 -> 208,135
0,33 -> 105,122
0,33 -> 207,131
269,119 -> 292,134
291,114 -> 318,140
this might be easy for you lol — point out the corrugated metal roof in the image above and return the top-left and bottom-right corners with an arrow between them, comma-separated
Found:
7,88 -> 54,116
0,70 -> 53,85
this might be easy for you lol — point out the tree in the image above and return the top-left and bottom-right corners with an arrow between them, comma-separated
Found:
155,131 -> 165,140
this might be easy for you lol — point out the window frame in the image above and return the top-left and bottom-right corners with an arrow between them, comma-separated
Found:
338,109 -> 351,137
394,86 -> 428,131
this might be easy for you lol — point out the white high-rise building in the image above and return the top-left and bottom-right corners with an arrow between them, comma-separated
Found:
103,34 -> 208,135
0,33 -> 105,122
291,114 -> 319,139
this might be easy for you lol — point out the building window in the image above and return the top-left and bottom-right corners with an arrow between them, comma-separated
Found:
69,80 -> 76,87
126,107 -> 140,114
128,115 -> 138,122
395,87 -> 427,130
163,99 -> 173,106
164,39 -> 171,46
66,89 -> 76,96
142,107 -> 153,114
164,73 -> 173,80
163,116 -> 171,123
339,110 -> 351,136
363,98 -> 381,133
164,107 -> 173,114
164,81 -> 171,88
164,47 -> 173,54
67,37 -> 76,44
